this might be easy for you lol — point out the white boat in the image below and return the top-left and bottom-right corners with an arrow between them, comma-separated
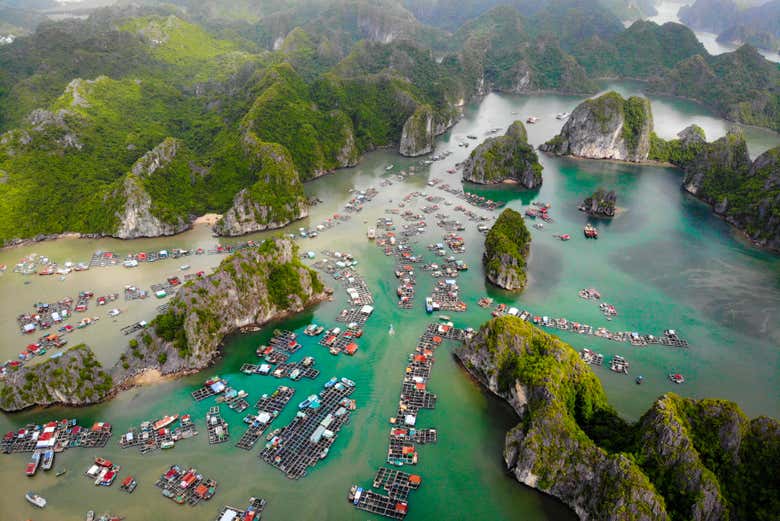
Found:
108,308 -> 121,317
556,112 -> 570,120
25,491 -> 47,508
123,259 -> 138,268
385,164 -> 394,171
526,116 -> 539,124
180,264 -> 190,271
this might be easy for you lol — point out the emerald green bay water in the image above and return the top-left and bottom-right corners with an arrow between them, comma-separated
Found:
0,87 -> 778,520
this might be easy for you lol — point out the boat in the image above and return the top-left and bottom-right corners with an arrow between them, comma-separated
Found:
556,112 -> 570,120
121,475 -> 137,493
153,415 -> 179,430
385,164 -> 394,171
26,450 -> 41,476
86,511 -> 95,521
559,234 -> 571,241
41,448 -> 54,471
438,315 -> 451,322
635,376 -> 644,385
180,264 -> 190,271
25,491 -> 46,508
388,324 -> 395,335
669,373 -> 685,384
367,228 -> 376,240
160,440 -> 175,449
584,223 -> 598,239
425,297 -> 434,313
56,468 -> 68,477
526,116 -> 539,124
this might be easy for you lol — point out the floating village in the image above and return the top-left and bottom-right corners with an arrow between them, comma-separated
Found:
1,150 -> 696,519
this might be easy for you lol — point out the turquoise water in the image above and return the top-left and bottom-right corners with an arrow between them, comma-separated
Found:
0,89 -> 778,520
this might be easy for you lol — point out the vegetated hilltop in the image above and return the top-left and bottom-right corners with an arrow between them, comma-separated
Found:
483,208 -> 532,291
650,125 -> 780,252
462,120 -> 542,187
456,315 -> 780,521
0,1 -> 778,244
0,344 -> 113,412
116,238 -> 327,378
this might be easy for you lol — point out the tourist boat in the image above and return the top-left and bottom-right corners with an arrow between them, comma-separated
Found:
123,259 -> 138,268
425,297 -> 434,313
26,450 -> 42,476
556,112 -> 570,120
25,491 -> 46,508
367,228 -> 376,240
477,297 -> 493,308
584,224 -> 598,239
669,373 -> 685,384
41,448 -> 54,471
153,415 -> 179,430
121,475 -> 137,493
526,116 -> 539,124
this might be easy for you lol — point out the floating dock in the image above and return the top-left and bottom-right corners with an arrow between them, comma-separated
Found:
206,407 -> 229,445
235,386 -> 295,451
2,419 -> 112,455
260,380 -> 356,479
119,415 -> 198,454
155,464 -> 217,506
214,497 -> 266,521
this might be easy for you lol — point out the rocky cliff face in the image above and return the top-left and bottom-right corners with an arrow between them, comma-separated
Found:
399,104 -> 456,157
540,92 -> 653,162
462,121 -> 543,187
675,131 -> 780,252
116,239 -> 327,378
0,344 -> 113,412
455,317 -> 667,520
214,135 -> 308,237
455,316 -> 780,521
113,138 -> 192,239
215,187 -> 308,237
483,208 -> 531,291
737,146 -> 780,251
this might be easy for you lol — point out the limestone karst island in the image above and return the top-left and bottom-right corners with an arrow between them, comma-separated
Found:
0,1 -> 778,520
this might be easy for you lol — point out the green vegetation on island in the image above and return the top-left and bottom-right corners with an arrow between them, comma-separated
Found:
0,344 -> 113,412
462,121 -> 542,187
124,238 -> 326,371
483,209 -> 532,291
651,126 -> 780,252
0,1 -> 778,244
456,315 -> 780,521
